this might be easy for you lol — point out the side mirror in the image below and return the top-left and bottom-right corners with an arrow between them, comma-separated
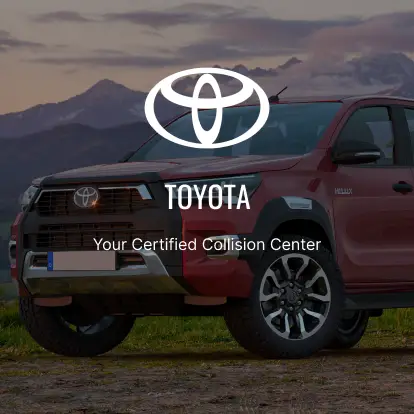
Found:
332,140 -> 382,165
118,150 -> 134,163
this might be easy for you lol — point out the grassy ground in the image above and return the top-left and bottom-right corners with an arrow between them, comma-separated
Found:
0,302 -> 413,359
0,281 -> 15,296
1,303 -> 413,413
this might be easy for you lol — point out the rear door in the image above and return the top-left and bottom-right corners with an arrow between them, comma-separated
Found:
331,104 -> 414,289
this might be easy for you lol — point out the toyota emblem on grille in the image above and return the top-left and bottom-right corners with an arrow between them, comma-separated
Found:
73,187 -> 100,208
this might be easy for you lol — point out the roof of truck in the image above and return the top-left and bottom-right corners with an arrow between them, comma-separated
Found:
175,95 -> 414,121
275,95 -> 414,104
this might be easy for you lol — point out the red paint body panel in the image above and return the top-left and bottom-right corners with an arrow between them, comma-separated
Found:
179,150 -> 338,296
331,166 -> 414,286
180,190 -> 263,297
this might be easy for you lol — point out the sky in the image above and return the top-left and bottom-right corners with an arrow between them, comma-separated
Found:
2,0 -> 414,113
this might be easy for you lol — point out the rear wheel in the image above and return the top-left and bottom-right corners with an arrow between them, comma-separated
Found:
224,235 -> 344,359
326,310 -> 369,349
20,297 -> 135,357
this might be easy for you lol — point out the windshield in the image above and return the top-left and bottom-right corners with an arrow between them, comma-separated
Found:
128,102 -> 342,162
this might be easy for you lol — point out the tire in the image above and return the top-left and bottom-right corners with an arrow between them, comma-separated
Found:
326,310 -> 369,349
19,297 -> 135,357
224,234 -> 345,359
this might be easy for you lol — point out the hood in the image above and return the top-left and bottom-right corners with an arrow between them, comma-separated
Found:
36,155 -> 302,186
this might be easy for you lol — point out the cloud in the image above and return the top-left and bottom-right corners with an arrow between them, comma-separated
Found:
210,17 -> 357,52
0,30 -> 44,52
179,11 -> 414,65
31,3 -> 246,28
170,3 -> 246,14
28,6 -> 414,59
92,49 -> 132,56
28,52 -> 185,68
103,11 -> 196,29
26,39 -> 273,68
103,3 -> 245,29
203,11 -> 414,61
62,68 -> 78,75
26,9 -> 414,69
177,39 -> 279,61
307,12 -> 414,57
33,11 -> 94,23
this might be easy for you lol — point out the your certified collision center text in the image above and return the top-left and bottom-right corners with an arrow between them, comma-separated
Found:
93,237 -> 321,252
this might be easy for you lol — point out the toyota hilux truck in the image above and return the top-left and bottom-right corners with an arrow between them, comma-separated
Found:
10,95 -> 414,359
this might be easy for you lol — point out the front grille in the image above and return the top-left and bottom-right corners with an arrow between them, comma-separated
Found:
35,187 -> 153,216
31,223 -> 164,251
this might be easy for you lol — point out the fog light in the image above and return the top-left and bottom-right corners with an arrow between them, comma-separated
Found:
203,235 -> 240,260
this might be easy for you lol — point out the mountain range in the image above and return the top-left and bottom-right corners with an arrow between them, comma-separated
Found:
0,59 -> 295,139
1,52 -> 414,218
0,79 -> 182,138
3,52 -> 414,139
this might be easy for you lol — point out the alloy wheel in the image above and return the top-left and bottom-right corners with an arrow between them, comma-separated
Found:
259,253 -> 331,340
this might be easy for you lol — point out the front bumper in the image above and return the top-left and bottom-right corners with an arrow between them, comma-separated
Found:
15,181 -> 259,298
16,181 -> 192,296
21,249 -> 188,296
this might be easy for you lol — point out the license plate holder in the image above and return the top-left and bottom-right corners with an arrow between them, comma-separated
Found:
47,251 -> 116,271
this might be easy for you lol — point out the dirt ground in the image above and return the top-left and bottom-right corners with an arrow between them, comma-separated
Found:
0,347 -> 413,414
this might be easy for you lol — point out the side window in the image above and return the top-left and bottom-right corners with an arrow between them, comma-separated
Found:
404,108 -> 414,155
337,107 -> 394,166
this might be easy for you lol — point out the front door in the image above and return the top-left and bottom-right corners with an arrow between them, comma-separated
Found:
331,105 -> 414,289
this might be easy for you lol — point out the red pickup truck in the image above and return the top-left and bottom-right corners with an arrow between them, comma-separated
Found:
10,95 -> 414,359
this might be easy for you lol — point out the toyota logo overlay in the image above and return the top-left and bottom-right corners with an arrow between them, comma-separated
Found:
144,67 -> 270,149
73,187 -> 100,208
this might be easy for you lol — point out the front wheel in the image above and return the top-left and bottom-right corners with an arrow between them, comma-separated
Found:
20,297 -> 135,357
224,235 -> 345,359
326,310 -> 370,349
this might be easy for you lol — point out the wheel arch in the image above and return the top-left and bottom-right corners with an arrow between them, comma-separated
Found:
271,219 -> 332,252
246,197 -> 336,261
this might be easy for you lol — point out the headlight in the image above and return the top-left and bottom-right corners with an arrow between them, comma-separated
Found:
19,185 -> 39,211
165,174 -> 261,207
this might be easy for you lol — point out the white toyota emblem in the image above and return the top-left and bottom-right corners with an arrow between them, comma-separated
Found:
144,67 -> 270,149
73,187 -> 100,208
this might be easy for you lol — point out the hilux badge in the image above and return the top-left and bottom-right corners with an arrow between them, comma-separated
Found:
335,188 -> 352,195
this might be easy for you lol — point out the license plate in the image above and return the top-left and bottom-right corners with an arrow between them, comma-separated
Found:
47,251 -> 116,271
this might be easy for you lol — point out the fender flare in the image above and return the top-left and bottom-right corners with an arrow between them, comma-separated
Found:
240,197 -> 335,263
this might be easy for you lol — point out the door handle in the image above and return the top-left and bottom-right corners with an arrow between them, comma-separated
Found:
393,181 -> 413,193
